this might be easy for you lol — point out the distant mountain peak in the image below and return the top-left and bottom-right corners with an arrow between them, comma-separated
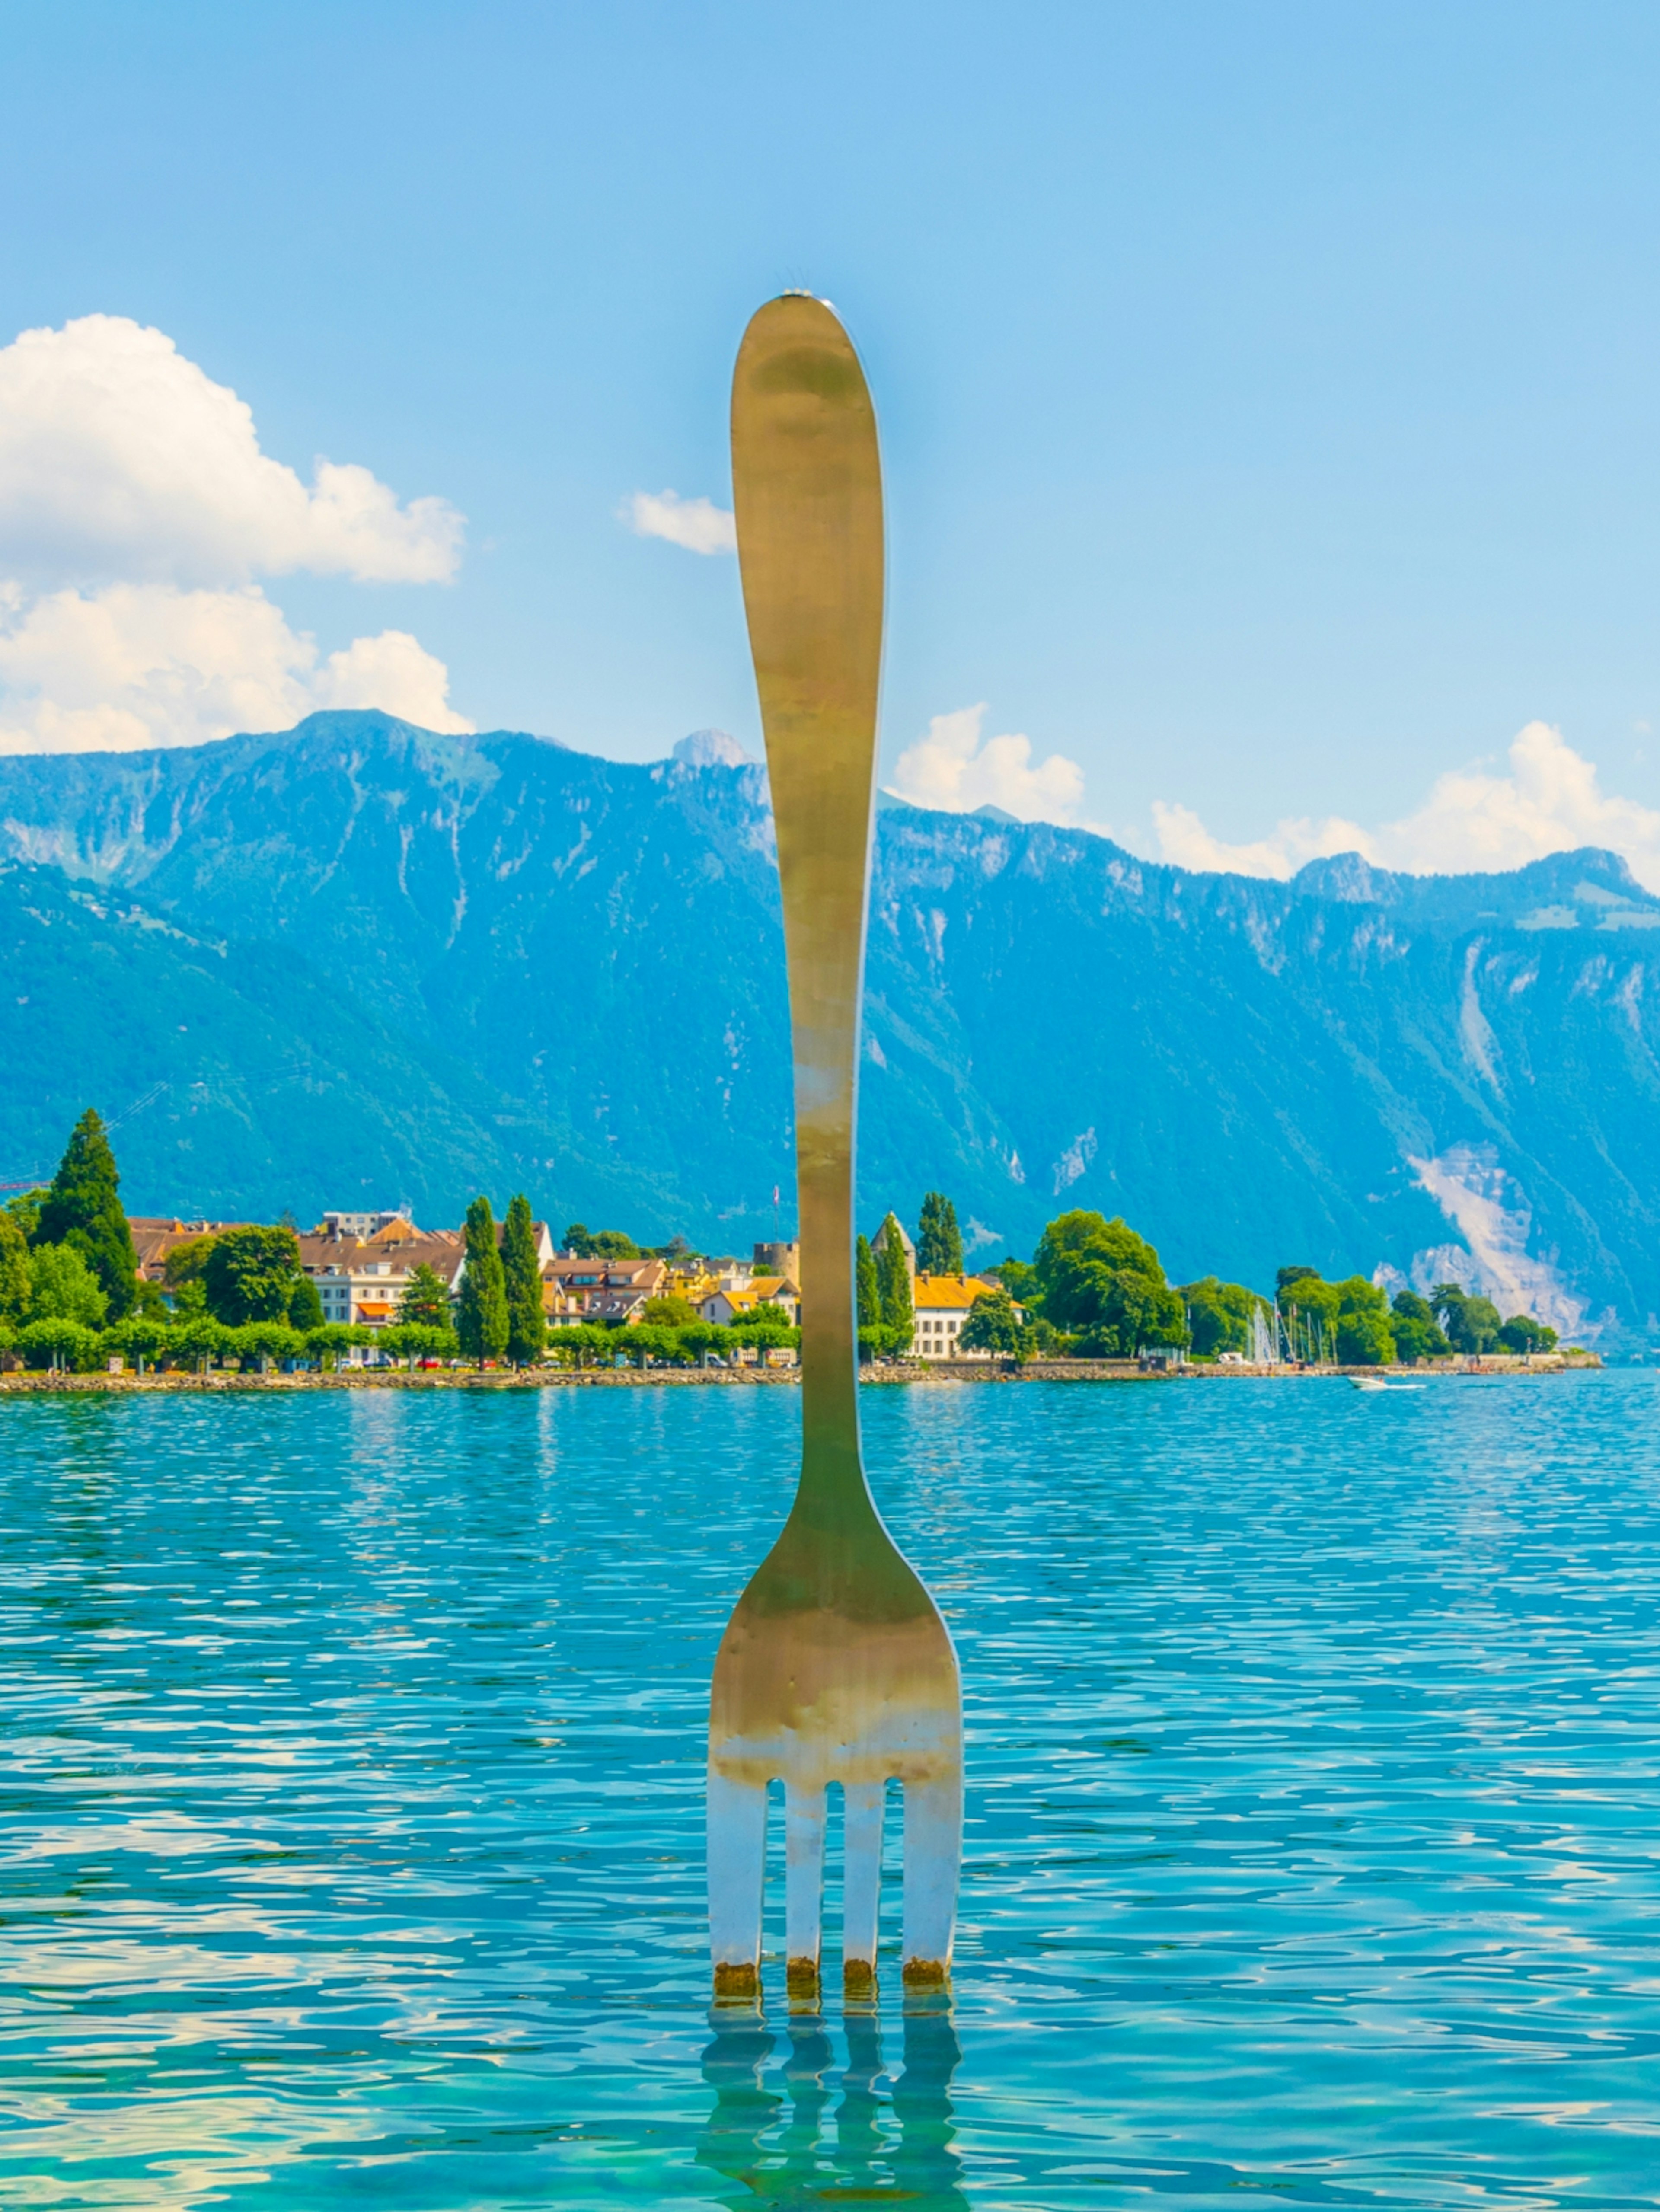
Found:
1290,851 -> 1386,903
672,729 -> 753,769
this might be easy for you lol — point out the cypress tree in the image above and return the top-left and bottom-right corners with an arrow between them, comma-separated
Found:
875,1214 -> 913,1346
916,1191 -> 964,1275
35,1109 -> 139,1320
456,1195 -> 509,1365
502,1193 -> 546,1368
855,1234 -> 880,1331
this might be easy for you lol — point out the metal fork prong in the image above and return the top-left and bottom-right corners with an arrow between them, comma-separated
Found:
841,1780 -> 884,1993
708,1772 -> 766,1998
785,1782 -> 827,1997
900,1773 -> 963,1985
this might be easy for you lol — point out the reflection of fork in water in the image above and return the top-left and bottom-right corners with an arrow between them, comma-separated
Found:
696,1996 -> 969,2210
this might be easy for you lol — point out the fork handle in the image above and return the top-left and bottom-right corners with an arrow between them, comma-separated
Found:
731,296 -> 883,1513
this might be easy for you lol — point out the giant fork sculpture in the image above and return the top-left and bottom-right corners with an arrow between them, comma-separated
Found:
708,294 -> 964,2002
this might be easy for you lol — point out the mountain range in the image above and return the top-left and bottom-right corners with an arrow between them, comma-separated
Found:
1,709 -> 1657,1346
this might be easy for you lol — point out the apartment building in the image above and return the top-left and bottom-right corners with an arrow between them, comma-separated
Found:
542,1254 -> 667,1324
299,1215 -> 464,1331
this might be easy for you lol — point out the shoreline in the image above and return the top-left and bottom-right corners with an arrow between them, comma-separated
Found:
0,1353 -> 1601,1397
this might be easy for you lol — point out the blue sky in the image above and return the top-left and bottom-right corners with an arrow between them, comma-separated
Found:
4,1 -> 1660,879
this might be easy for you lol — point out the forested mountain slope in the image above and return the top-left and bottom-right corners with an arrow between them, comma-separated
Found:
2,710 -> 1656,1343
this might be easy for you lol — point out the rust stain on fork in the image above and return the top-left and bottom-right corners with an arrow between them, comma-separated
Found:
709,294 -> 964,2004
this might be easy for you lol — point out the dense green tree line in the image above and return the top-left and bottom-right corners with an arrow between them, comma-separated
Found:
1274,1267 -> 1557,1364
0,1124 -> 1567,1379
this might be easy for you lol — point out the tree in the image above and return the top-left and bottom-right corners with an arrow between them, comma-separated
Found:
0,1210 -> 31,1323
1033,1212 -> 1188,1356
1431,1283 -> 1502,1355
288,1274 -> 325,1330
958,1287 -> 1027,1357
625,1322 -> 684,1369
547,1322 -> 611,1369
398,1263 -> 453,1327
1389,1290 -> 1451,1364
563,1223 -> 639,1259
875,1214 -> 913,1349
1499,1313 -> 1558,1354
304,1322 -> 363,1372
993,1256 -> 1040,1304
1333,1278 -> 1395,1366
727,1314 -> 801,1365
234,1321 -> 303,1372
34,1108 -> 140,1320
5,1188 -> 47,1242
1276,1268 -> 1342,1361
164,1234 -> 218,1288
502,1193 -> 547,1367
643,1294 -> 698,1327
203,1226 -> 303,1324
916,1192 -> 964,1276
26,1243 -> 109,1328
380,1322 -> 459,1367
18,1316 -> 99,1373
174,1316 -> 231,1373
105,1312 -> 173,1372
855,1235 -> 880,1333
1181,1276 -> 1263,1357
457,1195 -> 509,1364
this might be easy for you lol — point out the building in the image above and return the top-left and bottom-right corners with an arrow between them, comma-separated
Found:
318,1209 -> 414,1240
876,1217 -> 917,1280
299,1216 -> 465,1333
129,1218 -> 253,1285
697,1275 -> 801,1327
752,1240 -> 800,1281
541,1254 -> 667,1325
909,1273 -> 1000,1358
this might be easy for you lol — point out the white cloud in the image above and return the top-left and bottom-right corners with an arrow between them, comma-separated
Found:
0,584 -> 472,754
622,488 -> 736,555
0,314 -> 471,754
888,704 -> 1094,826
1382,720 -> 1660,883
1153,722 -> 1660,893
1151,800 -> 1373,879
0,315 -> 463,587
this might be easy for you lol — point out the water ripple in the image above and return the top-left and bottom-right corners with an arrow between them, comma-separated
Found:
1,1376 -> 1657,2206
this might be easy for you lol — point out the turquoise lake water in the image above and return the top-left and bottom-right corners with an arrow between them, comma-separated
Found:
3,1375 -> 1658,2209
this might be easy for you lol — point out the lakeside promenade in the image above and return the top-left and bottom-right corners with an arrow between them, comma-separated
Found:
0,1353 -> 1599,1397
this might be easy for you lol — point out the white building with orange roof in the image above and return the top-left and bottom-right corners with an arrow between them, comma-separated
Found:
909,1273 -> 1001,1359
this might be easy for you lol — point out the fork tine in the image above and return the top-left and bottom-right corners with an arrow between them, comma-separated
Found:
708,1772 -> 766,1998
901,1773 -> 962,1985
841,1780 -> 884,1993
785,1782 -> 826,1997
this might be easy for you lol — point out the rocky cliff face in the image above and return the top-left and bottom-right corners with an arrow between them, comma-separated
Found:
3,710 -> 1656,1344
